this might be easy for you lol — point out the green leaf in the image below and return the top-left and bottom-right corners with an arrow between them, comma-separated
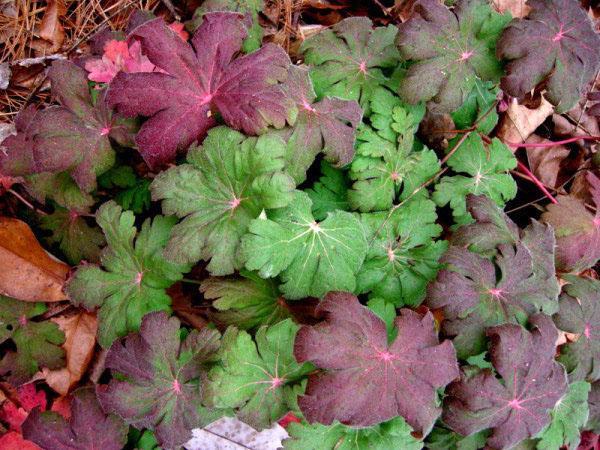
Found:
357,199 -> 447,306
450,80 -> 499,134
40,206 -> 105,264
536,381 -> 590,450
305,161 -> 350,221
0,296 -> 65,384
284,417 -> 423,450
348,127 -> 439,212
205,319 -> 313,429
396,0 -> 510,112
241,191 -> 368,299
66,201 -> 192,347
366,297 -> 397,342
115,178 -> 151,214
433,134 -> 517,226
426,426 -> 489,450
26,171 -> 95,210
301,17 -> 400,110
201,270 -> 291,330
151,126 -> 296,274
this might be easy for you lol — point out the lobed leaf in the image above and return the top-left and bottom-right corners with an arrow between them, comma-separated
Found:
97,311 -> 222,449
66,201 -> 192,347
108,13 -> 295,168
294,292 -> 459,433
240,191 -> 368,299
151,126 -> 296,273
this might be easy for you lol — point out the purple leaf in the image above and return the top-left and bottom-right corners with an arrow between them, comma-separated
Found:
443,314 -> 568,450
0,61 -> 132,193
542,172 -> 600,272
97,311 -> 222,449
497,0 -> 600,113
554,275 -> 600,382
294,292 -> 459,433
107,13 -> 295,169
282,66 -> 362,182
22,387 -> 128,450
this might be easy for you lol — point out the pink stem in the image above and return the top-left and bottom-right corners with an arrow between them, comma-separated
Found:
516,161 -> 558,204
507,135 -> 600,149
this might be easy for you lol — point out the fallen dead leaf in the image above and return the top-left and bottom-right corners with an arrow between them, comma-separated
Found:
44,311 -> 98,395
497,96 -> 554,145
30,0 -> 67,55
525,134 -> 569,189
491,0 -> 530,18
0,217 -> 69,301
186,417 -> 288,450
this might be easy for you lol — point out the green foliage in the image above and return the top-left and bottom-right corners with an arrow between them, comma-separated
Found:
284,417 -> 423,450
305,161 -> 350,220
66,201 -> 192,347
433,134 -> 517,225
205,319 -> 313,429
151,126 -> 296,274
241,191 -> 368,299
0,296 -> 65,384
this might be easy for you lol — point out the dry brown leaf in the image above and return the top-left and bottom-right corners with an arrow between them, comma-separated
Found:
497,96 -> 554,145
30,0 -> 67,55
491,0 -> 530,18
525,134 -> 569,189
44,311 -> 98,395
0,217 -> 69,302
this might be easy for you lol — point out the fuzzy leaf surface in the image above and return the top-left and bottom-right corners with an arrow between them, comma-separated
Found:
433,134 -> 517,226
554,276 -> 600,382
202,270 -> 291,330
542,172 -> 600,272
0,296 -> 65,384
536,380 -> 590,450
294,292 -> 459,432
305,161 -> 350,221
396,0 -> 509,112
300,17 -> 400,109
151,126 -> 296,273
427,231 -> 559,358
97,312 -> 222,449
0,61 -> 128,192
282,66 -> 362,183
40,207 -> 105,264
66,201 -> 191,347
22,388 -> 128,450
284,417 -> 423,450
241,192 -> 368,299
497,0 -> 600,113
205,319 -> 312,429
348,97 -> 437,212
108,13 -> 294,168
357,199 -> 447,306
443,314 -> 568,450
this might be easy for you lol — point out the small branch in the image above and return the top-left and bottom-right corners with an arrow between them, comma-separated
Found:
507,135 -> 600,149
516,161 -> 558,204
8,189 -> 48,215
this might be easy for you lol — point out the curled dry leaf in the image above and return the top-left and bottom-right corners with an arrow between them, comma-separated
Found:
491,0 -> 531,18
0,217 -> 69,302
496,96 -> 554,144
30,0 -> 66,55
44,311 -> 98,395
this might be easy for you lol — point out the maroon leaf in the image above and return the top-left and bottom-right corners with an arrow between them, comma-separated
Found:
294,292 -> 459,433
497,0 -> 600,113
443,314 -> 568,449
22,387 -> 128,450
107,13 -> 295,169
542,172 -> 600,272
0,61 -> 131,193
282,66 -> 362,182
97,311 -> 222,449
